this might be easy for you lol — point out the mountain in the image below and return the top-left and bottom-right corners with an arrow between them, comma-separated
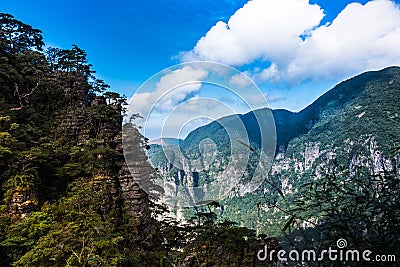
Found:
148,66 -> 400,232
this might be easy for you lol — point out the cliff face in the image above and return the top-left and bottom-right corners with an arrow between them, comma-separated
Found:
5,75 -> 154,232
8,189 -> 38,220
120,124 -> 155,233
0,13 -> 155,225
272,137 -> 399,196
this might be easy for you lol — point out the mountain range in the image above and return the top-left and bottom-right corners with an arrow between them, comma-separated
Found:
148,66 -> 400,232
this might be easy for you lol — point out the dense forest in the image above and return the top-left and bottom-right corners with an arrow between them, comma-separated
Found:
1,12 -> 399,267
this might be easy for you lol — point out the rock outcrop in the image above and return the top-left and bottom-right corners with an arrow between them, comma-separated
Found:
7,83 -> 155,234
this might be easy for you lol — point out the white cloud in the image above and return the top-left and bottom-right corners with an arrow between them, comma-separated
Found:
130,66 -> 209,117
229,73 -> 253,88
246,92 -> 285,107
181,0 -> 324,67
265,93 -> 286,103
288,0 -> 400,81
251,63 -> 281,82
129,62 -> 272,139
143,97 -> 243,139
181,0 -> 400,84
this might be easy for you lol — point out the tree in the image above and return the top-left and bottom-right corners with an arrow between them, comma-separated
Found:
278,162 -> 400,265
0,14 -> 48,110
0,13 -> 44,55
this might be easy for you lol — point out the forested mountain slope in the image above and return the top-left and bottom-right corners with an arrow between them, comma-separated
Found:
149,67 -> 400,263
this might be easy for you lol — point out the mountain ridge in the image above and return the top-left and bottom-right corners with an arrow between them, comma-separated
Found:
158,66 -> 398,147
148,66 -> 400,232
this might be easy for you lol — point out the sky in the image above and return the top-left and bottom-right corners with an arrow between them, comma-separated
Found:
2,0 -> 400,139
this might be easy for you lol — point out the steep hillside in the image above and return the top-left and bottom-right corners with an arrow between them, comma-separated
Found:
0,13 -> 162,265
298,66 -> 400,149
148,67 -> 400,257
149,67 -> 400,196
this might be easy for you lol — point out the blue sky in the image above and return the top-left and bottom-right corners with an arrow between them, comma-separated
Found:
1,0 -> 248,92
2,0 -> 400,139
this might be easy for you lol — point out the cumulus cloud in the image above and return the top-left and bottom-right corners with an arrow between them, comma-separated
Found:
229,73 -> 253,88
142,96 -> 246,139
181,0 -> 400,84
288,0 -> 400,80
131,66 -> 209,117
136,0 -> 400,140
251,63 -> 281,82
129,61 -> 272,139
181,0 -> 324,67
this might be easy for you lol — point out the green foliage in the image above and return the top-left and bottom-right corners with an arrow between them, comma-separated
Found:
1,180 -> 132,266
157,202 -> 269,267
0,116 -> 17,166
0,13 -> 44,55
275,162 -> 400,265
1,212 -> 52,262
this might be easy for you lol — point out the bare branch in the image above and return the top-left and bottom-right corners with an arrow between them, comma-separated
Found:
10,81 -> 40,111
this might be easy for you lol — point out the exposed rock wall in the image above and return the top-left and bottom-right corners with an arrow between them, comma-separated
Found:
86,97 -> 154,234
8,91 -> 155,233
120,125 -> 155,233
9,189 -> 38,221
